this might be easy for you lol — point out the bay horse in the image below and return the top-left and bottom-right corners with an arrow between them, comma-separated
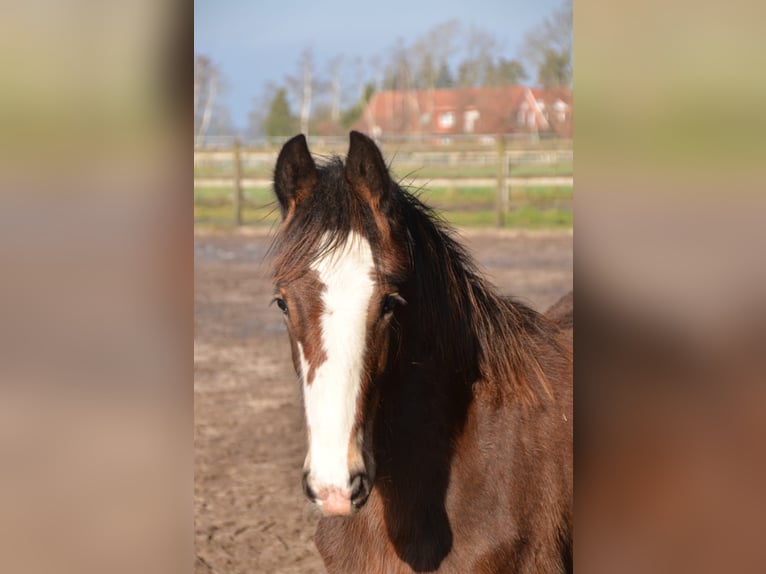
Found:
270,132 -> 572,573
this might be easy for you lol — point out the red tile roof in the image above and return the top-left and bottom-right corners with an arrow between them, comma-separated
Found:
353,86 -> 572,137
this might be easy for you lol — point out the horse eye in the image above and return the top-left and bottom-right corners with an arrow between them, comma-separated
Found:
273,297 -> 288,314
382,293 -> 406,315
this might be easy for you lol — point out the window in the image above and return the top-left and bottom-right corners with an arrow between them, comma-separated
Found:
516,102 -> 528,126
438,111 -> 455,129
554,100 -> 568,123
464,110 -> 480,133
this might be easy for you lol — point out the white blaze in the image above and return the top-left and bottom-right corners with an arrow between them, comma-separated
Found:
302,233 -> 375,490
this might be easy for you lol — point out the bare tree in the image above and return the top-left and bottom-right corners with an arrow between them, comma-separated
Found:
382,40 -> 414,92
404,21 -> 461,132
414,20 -> 461,89
363,55 -> 384,133
326,55 -> 344,123
246,83 -> 279,139
521,0 -> 573,87
352,56 -> 365,98
381,41 -> 421,132
457,27 -> 499,87
286,48 -> 316,136
194,55 -> 220,142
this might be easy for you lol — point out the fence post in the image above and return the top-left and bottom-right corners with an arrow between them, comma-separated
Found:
233,139 -> 243,226
495,135 -> 507,228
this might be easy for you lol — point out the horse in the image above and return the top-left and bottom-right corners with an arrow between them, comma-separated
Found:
269,131 -> 573,573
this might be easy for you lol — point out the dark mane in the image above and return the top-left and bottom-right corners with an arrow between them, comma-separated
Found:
394,187 -> 564,405
272,157 -> 564,404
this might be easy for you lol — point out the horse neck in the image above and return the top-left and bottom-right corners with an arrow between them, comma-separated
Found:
387,205 -> 555,406
371,236 -> 478,524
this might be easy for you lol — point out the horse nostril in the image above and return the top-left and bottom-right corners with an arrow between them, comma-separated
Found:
349,472 -> 371,508
302,471 -> 317,502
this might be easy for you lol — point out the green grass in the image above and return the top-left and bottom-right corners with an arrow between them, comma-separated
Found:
194,165 -> 273,178
419,185 -> 572,205
194,202 -> 280,226
194,184 -> 572,230
508,163 -> 573,177
194,202 -> 571,230
439,206 -> 571,229
195,162 -> 573,180
392,162 -> 572,180
194,186 -> 280,226
500,206 -> 572,229
194,185 -> 273,202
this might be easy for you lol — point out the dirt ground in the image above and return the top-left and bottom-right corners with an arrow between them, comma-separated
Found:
194,227 -> 573,574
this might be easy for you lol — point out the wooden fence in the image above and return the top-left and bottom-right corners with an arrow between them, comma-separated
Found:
194,137 -> 573,228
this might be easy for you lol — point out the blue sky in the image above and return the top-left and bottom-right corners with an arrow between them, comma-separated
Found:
194,0 -> 563,131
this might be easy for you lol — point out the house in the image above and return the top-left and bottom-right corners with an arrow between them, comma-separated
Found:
353,85 -> 572,138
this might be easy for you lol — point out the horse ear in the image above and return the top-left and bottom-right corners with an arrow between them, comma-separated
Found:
274,134 -> 317,218
344,131 -> 391,204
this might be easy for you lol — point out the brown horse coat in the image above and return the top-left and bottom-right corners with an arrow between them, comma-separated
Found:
271,132 -> 573,573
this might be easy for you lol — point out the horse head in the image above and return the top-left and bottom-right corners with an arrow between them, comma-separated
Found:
271,132 -> 408,516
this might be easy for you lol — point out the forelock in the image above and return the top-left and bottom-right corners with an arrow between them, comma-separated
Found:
270,158 -> 387,283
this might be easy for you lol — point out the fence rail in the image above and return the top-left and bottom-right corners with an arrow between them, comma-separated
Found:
194,132 -> 571,150
194,137 -> 573,228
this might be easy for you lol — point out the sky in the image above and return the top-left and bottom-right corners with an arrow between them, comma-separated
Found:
194,0 -> 563,132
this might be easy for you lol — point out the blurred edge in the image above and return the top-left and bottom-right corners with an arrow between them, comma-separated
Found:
576,0 -> 766,573
0,1 -> 192,574
2,0 -> 766,573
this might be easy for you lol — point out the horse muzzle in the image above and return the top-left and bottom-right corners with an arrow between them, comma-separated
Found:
302,470 -> 372,516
